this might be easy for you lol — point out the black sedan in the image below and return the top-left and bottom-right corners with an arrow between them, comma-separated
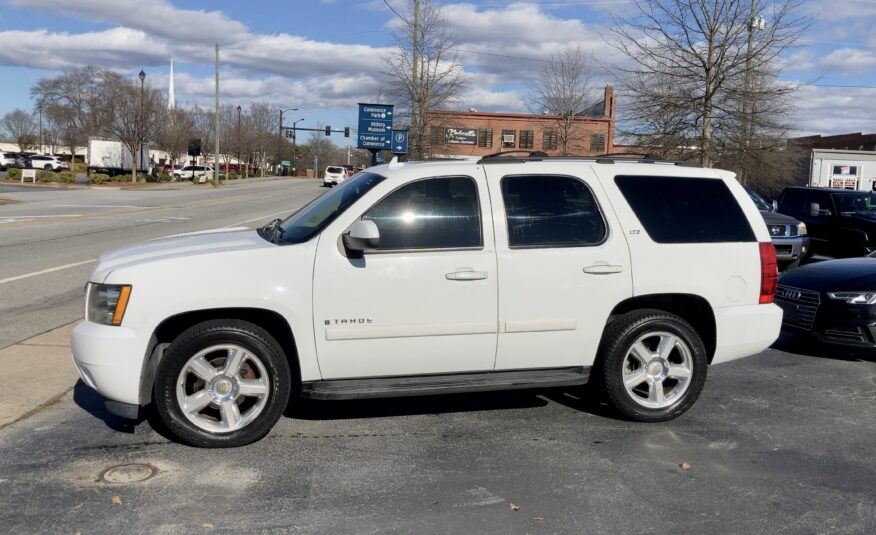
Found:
776,255 -> 876,351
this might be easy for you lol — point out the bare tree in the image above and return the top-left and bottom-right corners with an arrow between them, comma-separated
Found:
610,0 -> 807,168
528,46 -> 599,155
1,109 -> 37,151
101,77 -> 164,182
31,66 -> 124,161
156,106 -> 196,169
382,0 -> 468,158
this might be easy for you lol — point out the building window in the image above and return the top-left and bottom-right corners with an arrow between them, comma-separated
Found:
519,130 -> 534,149
542,129 -> 558,150
430,127 -> 445,146
502,129 -> 516,148
477,128 -> 493,148
590,133 -> 606,153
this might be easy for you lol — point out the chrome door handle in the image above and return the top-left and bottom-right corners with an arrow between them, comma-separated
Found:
583,263 -> 624,275
446,268 -> 488,281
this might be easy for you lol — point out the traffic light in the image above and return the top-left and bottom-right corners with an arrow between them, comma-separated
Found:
283,129 -> 293,139
187,138 -> 201,157
325,125 -> 331,136
344,127 -> 350,138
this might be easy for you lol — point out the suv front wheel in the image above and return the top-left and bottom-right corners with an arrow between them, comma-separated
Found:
154,319 -> 291,447
597,310 -> 707,422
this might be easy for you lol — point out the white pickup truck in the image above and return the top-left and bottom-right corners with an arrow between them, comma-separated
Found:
72,155 -> 782,447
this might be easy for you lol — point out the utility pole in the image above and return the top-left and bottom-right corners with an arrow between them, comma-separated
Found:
137,70 -> 145,183
411,0 -> 420,159
215,43 -> 221,184
741,1 -> 764,185
37,104 -> 42,155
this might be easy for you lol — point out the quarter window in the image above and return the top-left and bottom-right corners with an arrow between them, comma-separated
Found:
615,175 -> 755,243
363,176 -> 482,250
501,175 -> 606,247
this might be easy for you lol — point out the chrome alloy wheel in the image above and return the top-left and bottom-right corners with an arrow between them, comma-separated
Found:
175,344 -> 271,433
621,331 -> 693,409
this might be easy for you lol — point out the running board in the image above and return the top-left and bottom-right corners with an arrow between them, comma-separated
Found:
300,366 -> 590,400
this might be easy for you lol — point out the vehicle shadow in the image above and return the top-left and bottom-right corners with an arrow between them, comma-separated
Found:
771,332 -> 876,362
72,380 -> 142,433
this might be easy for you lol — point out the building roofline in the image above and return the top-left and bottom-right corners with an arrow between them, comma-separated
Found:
428,109 -> 611,122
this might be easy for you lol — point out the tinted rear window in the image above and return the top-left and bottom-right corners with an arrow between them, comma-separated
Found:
615,175 -> 755,243
327,167 -> 344,173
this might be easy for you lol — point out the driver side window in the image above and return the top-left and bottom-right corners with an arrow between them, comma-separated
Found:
362,176 -> 482,251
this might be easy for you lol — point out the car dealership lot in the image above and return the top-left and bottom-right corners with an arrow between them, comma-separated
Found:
0,178 -> 873,533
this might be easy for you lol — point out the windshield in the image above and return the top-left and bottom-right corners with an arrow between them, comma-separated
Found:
746,188 -> 771,211
276,171 -> 385,244
834,192 -> 876,215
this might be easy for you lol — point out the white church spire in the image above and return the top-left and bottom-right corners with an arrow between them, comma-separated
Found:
168,57 -> 176,109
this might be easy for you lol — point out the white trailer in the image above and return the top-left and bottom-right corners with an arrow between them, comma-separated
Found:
809,148 -> 876,191
88,138 -> 150,176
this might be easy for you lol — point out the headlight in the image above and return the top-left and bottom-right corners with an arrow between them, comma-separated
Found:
827,291 -> 876,305
797,222 -> 807,236
87,283 -> 132,325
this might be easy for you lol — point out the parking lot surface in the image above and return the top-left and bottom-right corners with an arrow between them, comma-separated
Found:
0,345 -> 873,533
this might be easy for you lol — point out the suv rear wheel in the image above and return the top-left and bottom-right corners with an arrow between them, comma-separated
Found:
154,319 -> 291,447
597,309 -> 707,422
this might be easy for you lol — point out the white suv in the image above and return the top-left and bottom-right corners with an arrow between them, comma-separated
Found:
72,155 -> 782,447
323,165 -> 346,187
28,154 -> 69,171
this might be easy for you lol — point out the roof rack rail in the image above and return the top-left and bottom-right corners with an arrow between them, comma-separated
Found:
476,151 -> 703,167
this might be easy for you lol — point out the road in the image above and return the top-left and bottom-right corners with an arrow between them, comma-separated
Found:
0,178 -> 873,533
0,178 -> 324,350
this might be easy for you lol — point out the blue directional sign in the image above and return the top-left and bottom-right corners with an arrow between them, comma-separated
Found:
391,130 -> 409,154
357,103 -> 394,150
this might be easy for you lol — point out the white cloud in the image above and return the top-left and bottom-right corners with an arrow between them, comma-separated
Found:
817,48 -> 876,75
0,28 -> 168,70
8,0 -> 248,43
791,84 -> 876,135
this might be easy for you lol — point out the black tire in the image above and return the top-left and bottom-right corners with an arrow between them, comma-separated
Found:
44,164 -> 52,170
154,319 -> 292,447
597,309 -> 708,422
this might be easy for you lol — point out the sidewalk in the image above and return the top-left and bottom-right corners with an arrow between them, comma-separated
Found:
0,322 -> 79,428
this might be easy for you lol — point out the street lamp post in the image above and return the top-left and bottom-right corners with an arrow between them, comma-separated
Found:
291,118 -> 303,177
278,107 -> 298,176
236,105 -> 242,177
137,70 -> 146,183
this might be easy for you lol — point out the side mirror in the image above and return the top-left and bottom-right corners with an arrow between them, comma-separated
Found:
771,200 -> 778,211
342,220 -> 380,257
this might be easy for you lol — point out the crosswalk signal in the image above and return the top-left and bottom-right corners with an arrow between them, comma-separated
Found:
344,127 -> 350,138
325,125 -> 331,136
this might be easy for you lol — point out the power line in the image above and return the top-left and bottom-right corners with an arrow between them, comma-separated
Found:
383,0 -> 410,24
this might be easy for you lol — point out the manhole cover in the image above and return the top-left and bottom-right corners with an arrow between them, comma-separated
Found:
98,463 -> 158,484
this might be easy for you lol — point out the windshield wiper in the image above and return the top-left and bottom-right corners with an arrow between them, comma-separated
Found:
259,218 -> 285,244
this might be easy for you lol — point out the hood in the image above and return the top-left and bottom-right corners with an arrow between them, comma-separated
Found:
778,258 -> 876,292
759,210 -> 800,226
91,228 -> 273,282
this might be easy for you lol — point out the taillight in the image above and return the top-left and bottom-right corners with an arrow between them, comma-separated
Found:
759,242 -> 778,304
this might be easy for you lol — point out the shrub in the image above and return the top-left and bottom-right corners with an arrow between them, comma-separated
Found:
158,173 -> 172,182
37,170 -> 57,182
6,168 -> 21,180
114,174 -> 133,182
58,171 -> 75,183
72,162 -> 87,173
90,173 -> 110,185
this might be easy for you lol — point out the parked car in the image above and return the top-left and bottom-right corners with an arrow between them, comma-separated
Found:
2,152 -> 30,169
0,152 -> 18,170
777,186 -> 876,258
174,165 -> 211,181
163,164 -> 183,175
323,165 -> 347,187
746,188 -> 810,270
71,155 -> 782,447
28,154 -> 69,171
776,253 -> 876,352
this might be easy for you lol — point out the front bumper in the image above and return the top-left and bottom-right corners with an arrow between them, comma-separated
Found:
776,292 -> 876,350
70,320 -> 150,407
772,236 -> 810,264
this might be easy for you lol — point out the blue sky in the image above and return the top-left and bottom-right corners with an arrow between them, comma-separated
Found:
1,0 -> 875,142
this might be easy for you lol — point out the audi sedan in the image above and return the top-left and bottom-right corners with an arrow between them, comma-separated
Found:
776,254 -> 876,352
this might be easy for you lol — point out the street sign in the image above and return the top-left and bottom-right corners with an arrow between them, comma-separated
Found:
357,103 -> 394,150
391,129 -> 409,154
281,160 -> 291,167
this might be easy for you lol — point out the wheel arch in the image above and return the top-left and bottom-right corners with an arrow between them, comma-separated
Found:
606,293 -> 717,363
140,307 -> 300,405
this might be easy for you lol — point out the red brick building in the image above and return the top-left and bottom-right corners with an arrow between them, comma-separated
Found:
790,132 -> 876,152
425,85 -> 617,158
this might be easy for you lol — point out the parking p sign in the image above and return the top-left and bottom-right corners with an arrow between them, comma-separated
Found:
391,130 -> 409,155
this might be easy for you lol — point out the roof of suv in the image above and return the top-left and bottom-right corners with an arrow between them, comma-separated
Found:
783,186 -> 868,194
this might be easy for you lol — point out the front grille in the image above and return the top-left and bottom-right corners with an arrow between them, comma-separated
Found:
789,225 -> 798,237
775,285 -> 821,330
768,224 -> 787,237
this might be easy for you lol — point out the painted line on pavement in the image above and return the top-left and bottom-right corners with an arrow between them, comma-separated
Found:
0,259 -> 96,285
54,204 -> 152,209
